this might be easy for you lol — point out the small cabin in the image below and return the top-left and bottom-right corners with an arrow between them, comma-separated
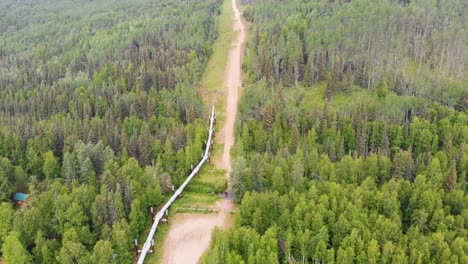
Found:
12,193 -> 29,207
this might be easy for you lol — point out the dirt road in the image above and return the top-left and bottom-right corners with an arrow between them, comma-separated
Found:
221,0 -> 245,176
159,0 -> 246,263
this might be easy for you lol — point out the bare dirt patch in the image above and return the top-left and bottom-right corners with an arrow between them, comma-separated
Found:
159,199 -> 234,264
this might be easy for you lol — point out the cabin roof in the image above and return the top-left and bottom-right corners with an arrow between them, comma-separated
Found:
13,193 -> 29,202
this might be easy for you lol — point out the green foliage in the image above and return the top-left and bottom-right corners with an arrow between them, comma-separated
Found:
243,0 -> 467,106
0,203 -> 14,249
129,198 -> 145,236
91,240 -> 115,264
42,151 -> 60,180
0,0 -> 224,261
111,220 -> 132,264
57,240 -> 90,264
377,81 -> 388,99
205,0 -> 468,262
2,231 -> 32,264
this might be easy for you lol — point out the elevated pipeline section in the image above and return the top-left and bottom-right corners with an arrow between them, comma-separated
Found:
137,106 -> 216,264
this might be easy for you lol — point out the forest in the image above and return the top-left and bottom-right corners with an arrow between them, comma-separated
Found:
203,0 -> 467,263
0,0 -> 467,263
0,0 -> 223,263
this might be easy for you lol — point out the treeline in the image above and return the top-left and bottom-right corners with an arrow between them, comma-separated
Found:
207,180 -> 466,263
231,83 -> 467,198
242,0 -> 466,106
203,0 -> 467,263
0,0 -> 222,262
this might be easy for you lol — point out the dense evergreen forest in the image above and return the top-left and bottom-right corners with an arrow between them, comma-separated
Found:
204,0 -> 467,263
0,0 -> 223,262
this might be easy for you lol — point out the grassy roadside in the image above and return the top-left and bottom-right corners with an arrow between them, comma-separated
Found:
138,222 -> 169,264
199,0 -> 234,127
144,0 -> 235,263
191,0 -> 235,196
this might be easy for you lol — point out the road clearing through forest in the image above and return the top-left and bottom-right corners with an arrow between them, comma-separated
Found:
221,0 -> 245,182
159,0 -> 246,263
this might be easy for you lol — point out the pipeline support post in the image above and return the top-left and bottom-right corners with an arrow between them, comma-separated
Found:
134,239 -> 139,255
